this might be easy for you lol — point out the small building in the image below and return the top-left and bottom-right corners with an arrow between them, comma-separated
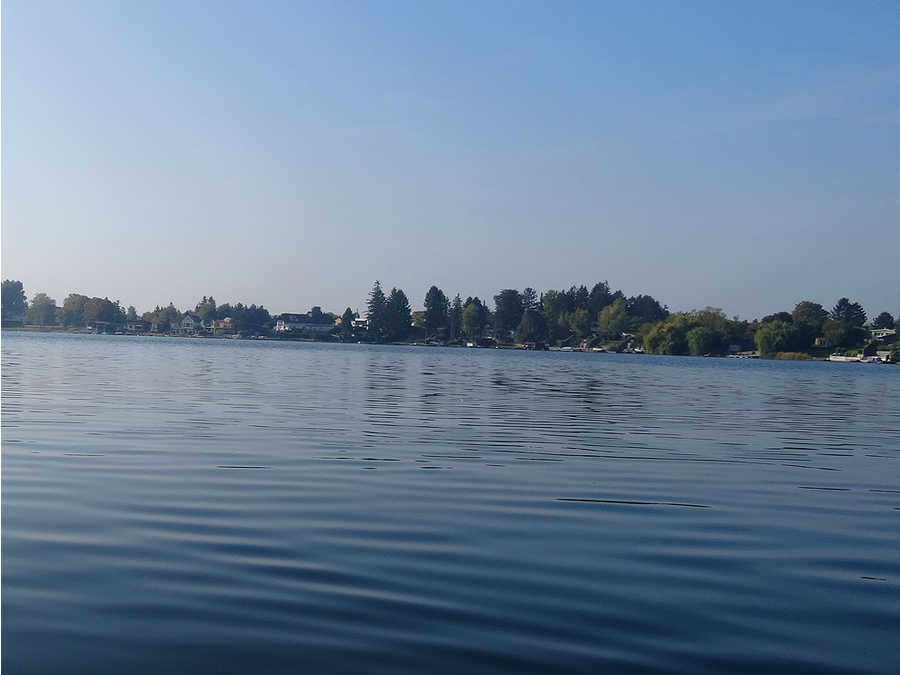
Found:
125,319 -> 150,333
87,320 -> 114,333
871,328 -> 896,342
214,317 -> 233,333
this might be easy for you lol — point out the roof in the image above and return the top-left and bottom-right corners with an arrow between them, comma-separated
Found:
277,312 -> 333,324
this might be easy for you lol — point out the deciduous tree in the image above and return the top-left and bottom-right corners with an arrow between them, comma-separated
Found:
596,298 -> 627,339
2,280 -> 27,323
515,309 -> 547,343
754,320 -> 796,357
25,293 -> 58,326
461,300 -> 487,340
687,326 -> 725,356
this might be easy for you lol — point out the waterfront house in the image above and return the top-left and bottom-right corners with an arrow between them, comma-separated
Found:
871,328 -> 896,342
87,320 -> 114,333
275,311 -> 335,334
125,319 -> 150,333
213,317 -> 233,333
178,313 -> 203,334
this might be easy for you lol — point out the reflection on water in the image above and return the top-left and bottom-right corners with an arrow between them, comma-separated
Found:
3,332 -> 899,673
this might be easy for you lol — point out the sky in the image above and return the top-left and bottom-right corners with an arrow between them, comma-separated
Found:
2,0 -> 899,319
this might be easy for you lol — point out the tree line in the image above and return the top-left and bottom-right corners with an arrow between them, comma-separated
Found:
3,278 -> 898,359
0,283 -> 274,335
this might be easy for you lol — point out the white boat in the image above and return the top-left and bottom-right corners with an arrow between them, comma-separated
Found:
828,354 -> 859,362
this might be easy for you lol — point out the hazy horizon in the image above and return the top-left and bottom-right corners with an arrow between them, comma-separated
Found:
3,1 -> 898,319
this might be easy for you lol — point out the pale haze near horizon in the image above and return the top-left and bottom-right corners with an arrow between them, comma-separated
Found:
2,1 -> 898,319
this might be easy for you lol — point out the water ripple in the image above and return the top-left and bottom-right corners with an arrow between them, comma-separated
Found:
3,333 -> 899,674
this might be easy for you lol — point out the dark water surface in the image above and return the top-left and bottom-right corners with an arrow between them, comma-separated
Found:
3,332 -> 899,673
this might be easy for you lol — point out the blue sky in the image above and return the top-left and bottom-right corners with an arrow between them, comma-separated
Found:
3,1 -> 898,319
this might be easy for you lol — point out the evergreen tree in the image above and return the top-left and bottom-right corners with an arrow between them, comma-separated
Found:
521,287 -> 539,312
386,287 -> 412,341
872,312 -> 895,329
574,285 -> 590,310
195,295 -> 217,321
493,289 -> 524,341
448,294 -> 463,340
588,281 -> 613,314
366,280 -> 387,341
831,298 -> 866,327
625,294 -> 668,326
340,307 -> 355,339
423,285 -> 449,337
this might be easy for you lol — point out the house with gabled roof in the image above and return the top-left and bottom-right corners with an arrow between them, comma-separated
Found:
177,312 -> 203,334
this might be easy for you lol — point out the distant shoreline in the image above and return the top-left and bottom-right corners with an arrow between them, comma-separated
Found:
7,327 -> 897,365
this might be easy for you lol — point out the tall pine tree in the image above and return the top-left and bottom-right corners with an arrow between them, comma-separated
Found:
423,285 -> 449,337
387,288 -> 412,341
367,281 -> 387,341
448,294 -> 463,340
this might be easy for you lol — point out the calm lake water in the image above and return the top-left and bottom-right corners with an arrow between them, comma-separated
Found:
2,332 -> 899,673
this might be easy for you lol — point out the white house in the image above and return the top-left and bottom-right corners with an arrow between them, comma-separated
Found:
178,313 -> 203,334
871,328 -> 896,342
